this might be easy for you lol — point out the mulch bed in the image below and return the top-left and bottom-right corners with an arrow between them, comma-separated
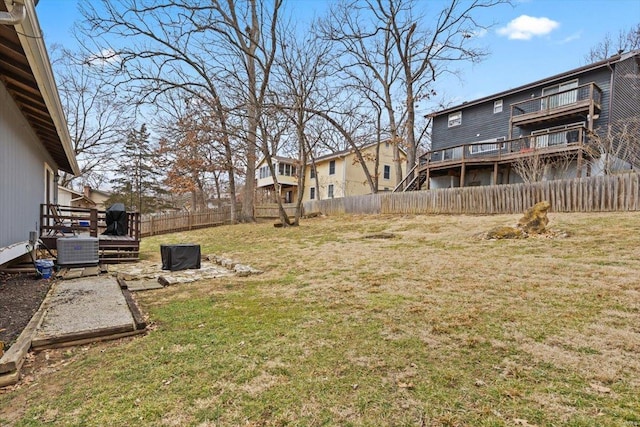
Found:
0,272 -> 52,350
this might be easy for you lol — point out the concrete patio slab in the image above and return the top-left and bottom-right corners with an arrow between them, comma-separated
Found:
125,279 -> 164,291
32,277 -> 138,349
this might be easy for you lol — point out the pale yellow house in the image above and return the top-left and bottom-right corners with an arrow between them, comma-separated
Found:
303,141 -> 407,202
256,142 -> 407,203
256,156 -> 300,203
83,185 -> 111,209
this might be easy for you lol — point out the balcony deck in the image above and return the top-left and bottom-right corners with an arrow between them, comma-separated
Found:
39,205 -> 141,264
395,126 -> 589,191
423,126 -> 586,169
510,83 -> 602,129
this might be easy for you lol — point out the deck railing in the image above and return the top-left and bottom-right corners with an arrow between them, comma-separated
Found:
39,204 -> 140,241
422,126 -> 587,166
510,82 -> 602,119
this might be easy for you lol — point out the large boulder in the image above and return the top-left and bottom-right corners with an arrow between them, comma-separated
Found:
483,201 -> 551,240
518,201 -> 551,234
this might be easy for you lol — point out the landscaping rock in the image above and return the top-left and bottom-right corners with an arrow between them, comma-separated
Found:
234,264 -> 263,277
221,258 -> 236,269
234,265 -> 252,277
485,226 -> 526,240
518,200 -> 551,234
483,201 -> 553,240
157,276 -> 172,286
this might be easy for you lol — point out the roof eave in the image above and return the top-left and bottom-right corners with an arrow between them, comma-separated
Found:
12,0 -> 79,175
428,50 -> 639,118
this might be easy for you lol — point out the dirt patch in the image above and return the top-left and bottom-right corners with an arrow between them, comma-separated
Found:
0,272 -> 52,349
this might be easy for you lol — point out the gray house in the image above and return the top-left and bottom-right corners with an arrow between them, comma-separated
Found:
0,0 -> 79,266
401,50 -> 640,190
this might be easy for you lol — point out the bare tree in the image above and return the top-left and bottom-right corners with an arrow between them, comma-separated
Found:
320,0 -> 507,187
512,149 -> 579,184
206,0 -> 283,222
320,1 -> 405,187
157,98 -> 231,211
78,0 -> 283,222
584,23 -> 640,63
51,45 -> 133,189
268,22 -> 335,225
586,119 -> 640,175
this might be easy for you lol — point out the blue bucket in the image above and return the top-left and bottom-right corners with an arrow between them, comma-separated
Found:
35,259 -> 54,279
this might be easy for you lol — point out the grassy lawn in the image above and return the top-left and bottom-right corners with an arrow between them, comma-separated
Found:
1,212 -> 639,426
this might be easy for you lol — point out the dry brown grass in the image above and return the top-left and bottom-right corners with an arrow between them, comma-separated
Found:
1,212 -> 639,426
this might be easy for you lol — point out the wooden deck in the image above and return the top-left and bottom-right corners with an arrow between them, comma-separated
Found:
396,126 -> 590,191
509,83 -> 602,130
39,204 -> 141,264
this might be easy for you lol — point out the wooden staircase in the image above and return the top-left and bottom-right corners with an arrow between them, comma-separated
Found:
393,164 -> 427,192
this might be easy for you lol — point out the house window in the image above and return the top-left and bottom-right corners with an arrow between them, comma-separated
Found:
328,184 -> 334,198
278,163 -> 296,177
329,160 -> 336,175
448,111 -> 462,127
383,165 -> 391,180
542,79 -> 578,109
310,187 -> 315,200
493,100 -> 503,114
310,167 -> 316,179
259,165 -> 271,179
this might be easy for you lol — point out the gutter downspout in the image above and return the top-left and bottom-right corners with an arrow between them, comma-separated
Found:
603,59 -> 615,175
606,59 -> 614,129
0,1 -> 25,25
342,155 -> 347,198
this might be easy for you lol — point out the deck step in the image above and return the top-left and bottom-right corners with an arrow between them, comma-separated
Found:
100,258 -> 139,264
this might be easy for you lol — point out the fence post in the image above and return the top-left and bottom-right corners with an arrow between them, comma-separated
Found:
89,208 -> 98,237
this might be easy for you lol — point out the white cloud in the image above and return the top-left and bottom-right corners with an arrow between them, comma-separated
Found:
558,31 -> 582,44
84,48 -> 121,66
497,15 -> 560,40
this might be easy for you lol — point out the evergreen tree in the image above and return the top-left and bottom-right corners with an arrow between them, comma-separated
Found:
108,124 -> 167,214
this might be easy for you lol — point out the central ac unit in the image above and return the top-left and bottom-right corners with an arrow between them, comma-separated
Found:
57,237 -> 99,267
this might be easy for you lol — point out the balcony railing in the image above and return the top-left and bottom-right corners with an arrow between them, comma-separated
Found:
39,204 -> 141,241
422,126 -> 587,167
510,83 -> 602,125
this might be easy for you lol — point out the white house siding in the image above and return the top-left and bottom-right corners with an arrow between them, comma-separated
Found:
0,81 -> 58,265
57,188 -> 73,207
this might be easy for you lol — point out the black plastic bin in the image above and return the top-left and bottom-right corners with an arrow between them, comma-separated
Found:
160,244 -> 201,271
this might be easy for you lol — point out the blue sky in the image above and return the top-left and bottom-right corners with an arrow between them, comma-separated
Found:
37,0 -> 639,114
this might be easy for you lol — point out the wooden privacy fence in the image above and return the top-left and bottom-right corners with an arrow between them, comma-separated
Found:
254,203 -> 299,218
140,174 -> 639,237
140,203 -> 303,237
303,173 -> 640,216
141,205 -> 238,237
